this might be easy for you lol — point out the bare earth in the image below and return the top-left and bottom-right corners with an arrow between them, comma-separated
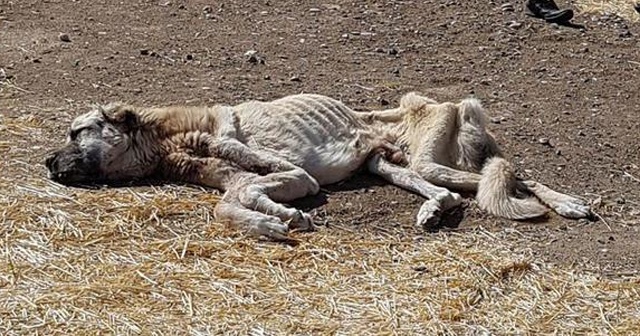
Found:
1,0 -> 640,334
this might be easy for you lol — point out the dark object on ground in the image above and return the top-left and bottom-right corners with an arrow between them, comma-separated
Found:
525,0 -> 574,23
635,3 -> 640,14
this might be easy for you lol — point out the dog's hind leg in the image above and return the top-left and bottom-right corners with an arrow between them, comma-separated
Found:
413,162 -> 483,192
367,153 -> 462,229
518,180 -> 592,219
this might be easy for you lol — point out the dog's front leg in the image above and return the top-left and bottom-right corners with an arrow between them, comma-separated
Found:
367,153 -> 462,229
214,186 -> 292,241
234,169 -> 320,232
162,154 -> 295,240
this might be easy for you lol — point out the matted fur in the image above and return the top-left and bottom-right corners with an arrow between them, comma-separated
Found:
46,93 -> 591,239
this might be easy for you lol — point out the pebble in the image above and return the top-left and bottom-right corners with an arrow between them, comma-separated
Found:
508,21 -> 522,29
289,75 -> 301,82
309,8 -> 321,13
501,3 -> 514,12
245,50 -> 264,64
59,33 -> 71,42
203,5 -> 212,13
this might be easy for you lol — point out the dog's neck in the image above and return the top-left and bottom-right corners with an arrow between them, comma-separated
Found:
135,105 -> 234,139
126,104 -> 238,180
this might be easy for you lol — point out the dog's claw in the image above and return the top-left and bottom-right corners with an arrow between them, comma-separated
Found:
289,210 -> 317,232
254,217 -> 290,240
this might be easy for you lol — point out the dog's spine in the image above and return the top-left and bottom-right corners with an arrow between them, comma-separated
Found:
477,157 -> 548,219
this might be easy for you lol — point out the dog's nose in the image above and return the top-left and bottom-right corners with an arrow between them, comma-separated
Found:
45,153 -> 58,171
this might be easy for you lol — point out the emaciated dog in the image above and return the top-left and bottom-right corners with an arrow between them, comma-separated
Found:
45,93 -> 591,240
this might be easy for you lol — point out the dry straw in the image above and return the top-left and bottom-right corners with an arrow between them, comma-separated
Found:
1,102 -> 639,335
574,0 -> 640,22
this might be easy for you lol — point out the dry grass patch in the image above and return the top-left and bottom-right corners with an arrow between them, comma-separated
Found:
1,112 -> 639,335
574,0 -> 640,22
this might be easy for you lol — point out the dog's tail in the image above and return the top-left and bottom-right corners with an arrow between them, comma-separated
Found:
476,157 -> 548,220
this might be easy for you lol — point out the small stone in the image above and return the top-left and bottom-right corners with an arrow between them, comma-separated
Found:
203,5 -> 212,13
140,49 -> 149,55
289,75 -> 301,82
185,54 -> 193,61
309,8 -> 321,13
375,47 -> 385,53
388,48 -> 398,55
490,117 -> 502,124
501,3 -> 514,12
550,23 -> 559,29
263,75 -> 271,80
413,265 -> 428,272
508,21 -> 522,29
538,137 -> 554,147
245,50 -> 264,64
59,33 -> 71,42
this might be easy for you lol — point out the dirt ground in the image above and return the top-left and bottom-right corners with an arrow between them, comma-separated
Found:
1,0 -> 639,277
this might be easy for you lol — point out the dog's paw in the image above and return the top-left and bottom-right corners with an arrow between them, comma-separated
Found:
553,200 -> 592,219
288,210 -> 317,232
254,216 -> 290,240
441,192 -> 463,211
417,200 -> 442,230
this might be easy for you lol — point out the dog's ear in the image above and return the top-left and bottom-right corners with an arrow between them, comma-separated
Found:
99,103 -> 139,129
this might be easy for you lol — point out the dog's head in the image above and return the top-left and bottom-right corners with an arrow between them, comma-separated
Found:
45,103 -> 157,186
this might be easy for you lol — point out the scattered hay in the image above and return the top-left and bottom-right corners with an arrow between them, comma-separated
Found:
1,114 -> 639,335
574,0 -> 640,22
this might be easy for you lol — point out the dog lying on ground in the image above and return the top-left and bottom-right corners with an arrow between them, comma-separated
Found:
45,93 -> 591,240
